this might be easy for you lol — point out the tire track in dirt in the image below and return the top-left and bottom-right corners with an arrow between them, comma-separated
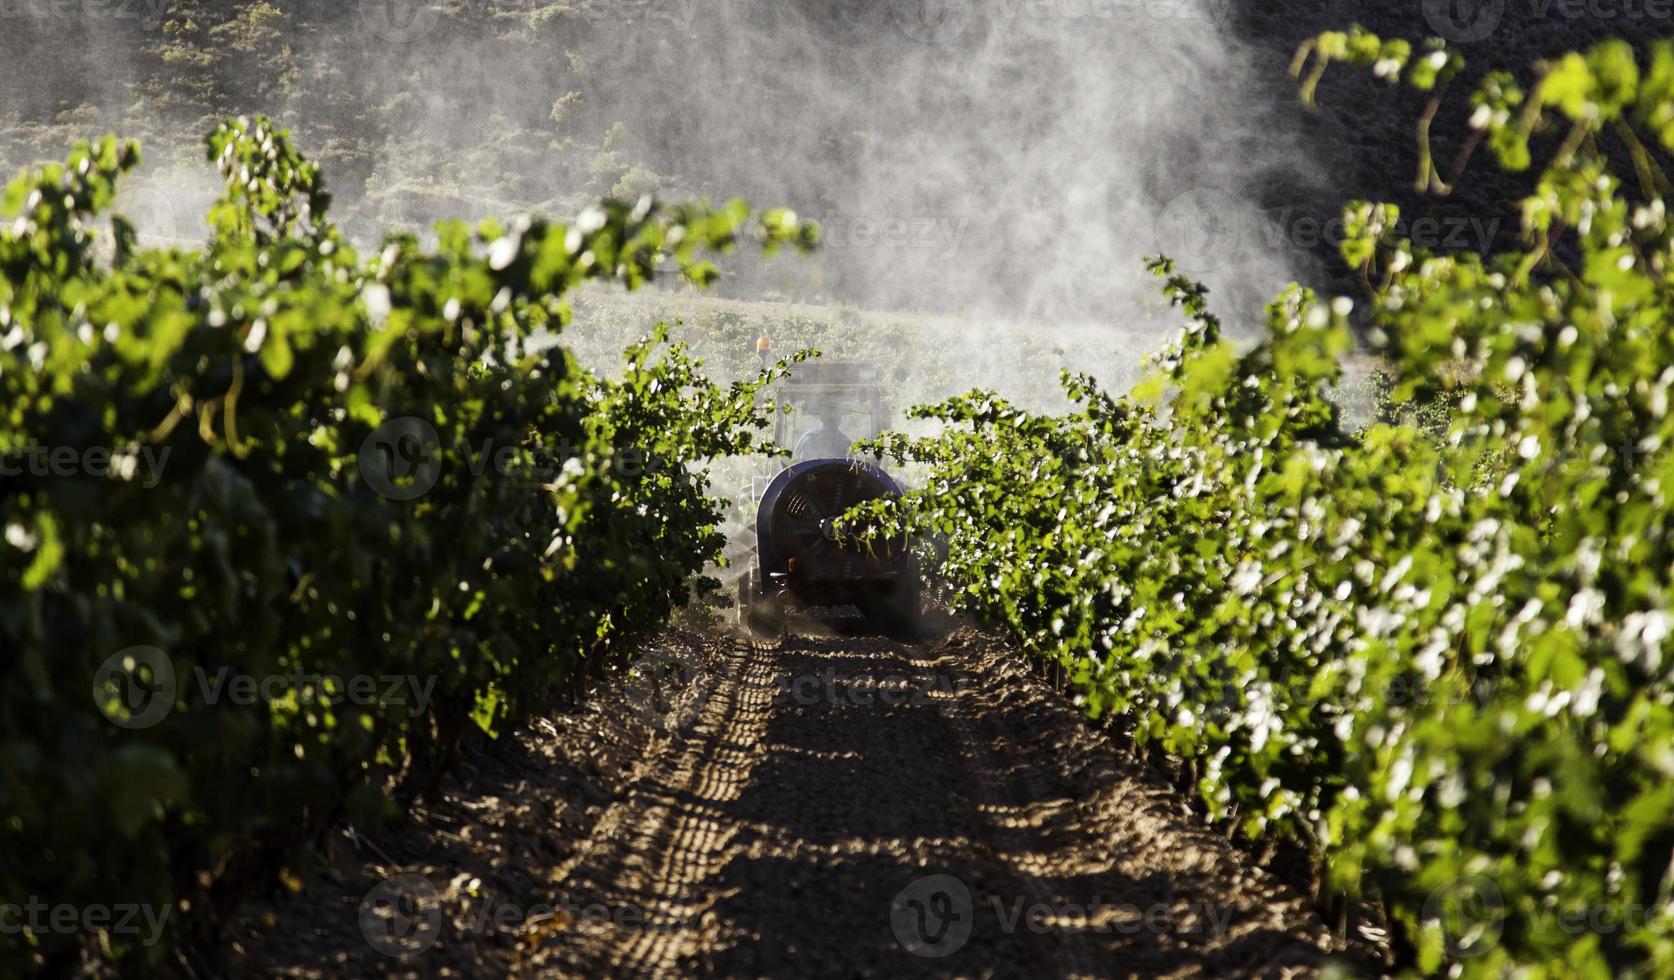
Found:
516,628 -> 1342,978
515,639 -> 781,975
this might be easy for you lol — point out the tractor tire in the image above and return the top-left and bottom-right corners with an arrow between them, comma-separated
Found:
870,565 -> 923,640
739,567 -> 784,639
735,569 -> 753,629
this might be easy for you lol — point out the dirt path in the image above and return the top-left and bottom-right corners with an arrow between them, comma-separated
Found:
520,628 -> 1335,977
221,627 -> 1348,978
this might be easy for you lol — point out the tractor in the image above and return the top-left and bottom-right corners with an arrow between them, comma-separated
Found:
735,346 -> 920,637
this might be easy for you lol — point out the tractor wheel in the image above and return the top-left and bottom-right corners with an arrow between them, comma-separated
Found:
739,567 -> 784,638
754,595 -> 786,638
735,569 -> 753,628
871,565 -> 922,639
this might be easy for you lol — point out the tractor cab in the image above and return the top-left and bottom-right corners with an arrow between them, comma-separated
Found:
760,356 -> 891,464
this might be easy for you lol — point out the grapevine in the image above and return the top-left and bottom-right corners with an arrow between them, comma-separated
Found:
0,117 -> 811,971
854,36 -> 1674,977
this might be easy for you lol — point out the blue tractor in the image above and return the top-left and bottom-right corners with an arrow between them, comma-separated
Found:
735,355 -> 921,636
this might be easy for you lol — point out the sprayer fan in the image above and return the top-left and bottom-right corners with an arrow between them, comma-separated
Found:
766,466 -> 887,578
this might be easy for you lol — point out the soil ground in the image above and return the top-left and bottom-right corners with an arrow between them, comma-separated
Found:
212,625 -> 1366,979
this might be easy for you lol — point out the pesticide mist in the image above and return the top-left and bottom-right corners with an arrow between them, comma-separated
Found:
0,0 -> 1325,397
